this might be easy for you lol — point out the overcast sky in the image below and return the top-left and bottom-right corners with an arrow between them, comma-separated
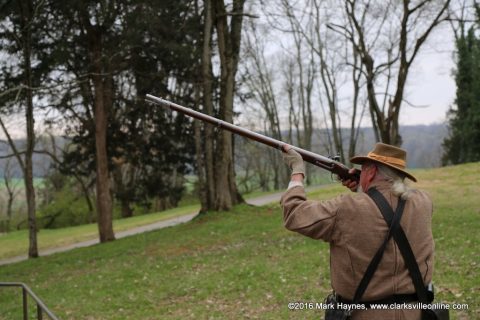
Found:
246,1 -> 460,129
399,23 -> 456,125
0,8 -> 460,142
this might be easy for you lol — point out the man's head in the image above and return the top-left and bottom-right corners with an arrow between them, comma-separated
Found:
351,143 -> 415,198
350,142 -> 416,181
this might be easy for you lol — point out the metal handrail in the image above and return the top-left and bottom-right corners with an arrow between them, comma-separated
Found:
0,282 -> 59,320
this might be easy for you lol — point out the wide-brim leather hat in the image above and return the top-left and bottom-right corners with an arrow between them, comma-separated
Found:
350,142 -> 417,182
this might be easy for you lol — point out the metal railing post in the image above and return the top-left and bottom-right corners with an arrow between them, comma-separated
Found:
38,302 -> 43,320
0,282 -> 59,320
22,287 -> 28,320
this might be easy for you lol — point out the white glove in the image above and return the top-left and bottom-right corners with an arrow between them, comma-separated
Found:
282,147 -> 305,177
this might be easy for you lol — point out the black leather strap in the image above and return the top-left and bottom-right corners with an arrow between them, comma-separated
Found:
350,189 -> 406,304
367,188 -> 432,304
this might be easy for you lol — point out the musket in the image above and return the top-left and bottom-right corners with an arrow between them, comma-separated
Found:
145,94 -> 360,182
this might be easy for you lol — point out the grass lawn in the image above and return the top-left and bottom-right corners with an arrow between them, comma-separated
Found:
0,188 -> 297,261
0,204 -> 199,260
0,163 -> 478,319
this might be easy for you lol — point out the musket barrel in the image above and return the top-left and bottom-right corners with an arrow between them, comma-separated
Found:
146,94 -> 285,149
145,94 -> 359,182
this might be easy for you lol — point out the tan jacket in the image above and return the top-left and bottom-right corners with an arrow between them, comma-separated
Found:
280,180 -> 434,320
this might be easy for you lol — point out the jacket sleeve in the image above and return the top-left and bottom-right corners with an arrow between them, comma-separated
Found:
280,186 -> 342,242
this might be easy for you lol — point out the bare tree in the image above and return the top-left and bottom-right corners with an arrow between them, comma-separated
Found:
448,0 -> 477,40
235,137 -> 271,193
242,20 -> 287,189
332,0 -> 451,145
281,46 -> 316,182
0,0 -> 43,257
275,0 -> 367,163
1,159 -> 22,232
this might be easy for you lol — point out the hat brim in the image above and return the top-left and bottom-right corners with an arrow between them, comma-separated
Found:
350,156 -> 417,182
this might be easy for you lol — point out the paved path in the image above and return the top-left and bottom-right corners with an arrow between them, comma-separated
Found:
0,185 -> 327,266
0,213 -> 199,266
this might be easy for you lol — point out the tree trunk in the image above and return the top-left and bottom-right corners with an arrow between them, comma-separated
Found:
90,29 -> 115,242
120,199 -> 133,218
212,0 -> 245,210
78,175 -> 95,222
348,47 -> 365,161
24,78 -> 38,257
202,0 -> 216,209
18,0 -> 38,258
193,84 -> 208,213
6,185 -> 14,232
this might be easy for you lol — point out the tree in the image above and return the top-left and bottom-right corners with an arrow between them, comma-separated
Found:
0,0 -> 48,257
241,20 -> 288,190
43,0 -> 198,229
126,1 -> 199,212
34,133 -> 96,224
197,0 -> 216,212
443,5 -> 480,164
0,158 -> 22,231
258,0 -> 367,167
278,0 -> 337,171
332,0 -> 451,146
213,0 -> 247,209
49,0 -> 125,242
195,0 -> 247,211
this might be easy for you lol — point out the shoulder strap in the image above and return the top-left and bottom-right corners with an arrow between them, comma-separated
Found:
367,188 -> 431,304
351,189 -> 406,304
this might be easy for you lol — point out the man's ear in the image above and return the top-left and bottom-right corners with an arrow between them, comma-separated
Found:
367,165 -> 377,182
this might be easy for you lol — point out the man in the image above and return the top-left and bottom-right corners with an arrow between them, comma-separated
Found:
281,142 -> 434,320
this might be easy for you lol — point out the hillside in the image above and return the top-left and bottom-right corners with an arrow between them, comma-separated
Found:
0,162 -> 477,319
308,123 -> 448,168
0,124 -> 448,179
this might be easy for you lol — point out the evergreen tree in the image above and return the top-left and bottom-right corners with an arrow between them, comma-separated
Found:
443,9 -> 480,165
48,0 -> 199,223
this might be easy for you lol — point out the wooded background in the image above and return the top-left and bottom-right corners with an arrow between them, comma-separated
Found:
0,0 -> 478,258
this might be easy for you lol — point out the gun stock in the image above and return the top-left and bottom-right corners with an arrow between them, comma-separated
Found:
145,94 -> 359,182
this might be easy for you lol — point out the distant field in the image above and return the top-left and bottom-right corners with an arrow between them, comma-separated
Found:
0,177 -> 44,188
0,163 -> 478,319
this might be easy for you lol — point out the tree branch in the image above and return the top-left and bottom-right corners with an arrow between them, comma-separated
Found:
217,12 -> 259,18
0,116 -> 25,171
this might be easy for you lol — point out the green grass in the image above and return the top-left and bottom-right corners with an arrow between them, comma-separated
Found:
0,163 -> 478,319
0,187 -> 288,260
0,187 -> 291,260
0,204 -> 199,260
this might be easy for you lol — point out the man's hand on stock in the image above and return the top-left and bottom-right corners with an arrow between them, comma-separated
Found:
341,168 -> 359,192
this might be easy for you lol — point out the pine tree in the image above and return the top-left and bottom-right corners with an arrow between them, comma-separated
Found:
51,0 -> 199,221
443,11 -> 480,165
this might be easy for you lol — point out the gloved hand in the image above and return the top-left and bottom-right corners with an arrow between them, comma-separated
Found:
341,168 -> 360,192
282,145 -> 305,177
